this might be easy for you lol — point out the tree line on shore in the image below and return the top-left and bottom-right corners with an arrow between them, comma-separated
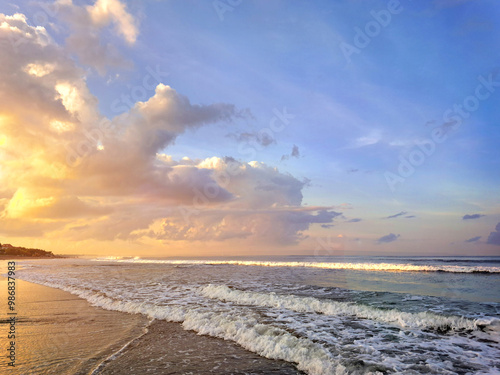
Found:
0,243 -> 56,257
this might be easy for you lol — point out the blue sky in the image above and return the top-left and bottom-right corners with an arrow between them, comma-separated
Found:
0,0 -> 499,256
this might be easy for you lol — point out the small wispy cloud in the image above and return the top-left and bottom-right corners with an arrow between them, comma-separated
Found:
464,236 -> 481,243
227,131 -> 275,147
347,218 -> 362,223
377,233 -> 400,244
384,211 -> 407,219
281,144 -> 300,161
462,213 -> 485,220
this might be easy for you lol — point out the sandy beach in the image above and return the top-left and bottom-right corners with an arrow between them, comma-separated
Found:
4,258 -> 499,374
1,261 -> 303,374
0,261 -> 148,375
98,320 -> 303,374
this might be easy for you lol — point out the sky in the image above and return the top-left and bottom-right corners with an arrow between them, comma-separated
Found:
0,0 -> 499,257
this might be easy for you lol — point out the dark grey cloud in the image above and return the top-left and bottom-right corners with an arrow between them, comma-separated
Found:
321,224 -> 334,229
487,222 -> 500,246
348,218 -> 362,223
405,215 -> 416,219
385,211 -> 407,219
464,236 -> 481,243
462,214 -> 485,220
377,233 -> 400,244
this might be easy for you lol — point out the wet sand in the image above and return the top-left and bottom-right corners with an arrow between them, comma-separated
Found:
99,320 -> 304,375
0,263 -> 148,375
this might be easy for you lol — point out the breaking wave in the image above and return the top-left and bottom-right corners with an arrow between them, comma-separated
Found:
91,258 -> 500,274
200,284 -> 498,332
14,275 -> 347,375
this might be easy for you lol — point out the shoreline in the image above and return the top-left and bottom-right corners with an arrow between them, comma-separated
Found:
97,319 -> 304,374
1,264 -> 303,374
0,269 -> 149,375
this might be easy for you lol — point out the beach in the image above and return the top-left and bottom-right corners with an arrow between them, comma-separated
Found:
98,320 -> 303,374
0,261 -> 148,375
1,260 -> 303,374
3,257 -> 500,374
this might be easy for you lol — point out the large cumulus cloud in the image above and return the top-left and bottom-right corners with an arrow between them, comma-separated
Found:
0,10 -> 339,249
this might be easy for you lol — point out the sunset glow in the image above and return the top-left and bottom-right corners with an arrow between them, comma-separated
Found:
0,1 -> 499,257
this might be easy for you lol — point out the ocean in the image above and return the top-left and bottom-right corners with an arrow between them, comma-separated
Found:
11,256 -> 500,374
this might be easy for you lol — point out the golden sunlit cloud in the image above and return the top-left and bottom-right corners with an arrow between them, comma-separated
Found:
50,119 -> 75,133
88,0 -> 138,44
24,63 -> 55,77
5,188 -> 54,219
55,82 -> 85,115
0,6 -> 344,256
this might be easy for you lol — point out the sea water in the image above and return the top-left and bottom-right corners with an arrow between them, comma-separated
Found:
14,256 -> 500,374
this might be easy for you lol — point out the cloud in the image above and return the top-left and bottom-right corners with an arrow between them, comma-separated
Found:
61,154 -> 324,244
353,135 -> 380,147
65,33 -> 133,74
281,145 -> 300,161
0,10 -> 345,250
462,213 -> 485,220
464,236 -> 481,243
88,0 -> 138,44
384,211 -> 407,219
4,190 -> 111,219
56,0 -> 139,74
347,218 -> 362,223
227,131 -> 275,147
349,130 -> 381,149
486,222 -> 500,246
405,215 -> 416,219
128,205 -> 343,245
377,233 -> 400,244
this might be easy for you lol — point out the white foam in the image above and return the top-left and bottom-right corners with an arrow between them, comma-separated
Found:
16,261 -> 500,374
15,275 -> 348,375
200,284 -> 495,332
91,258 -> 500,273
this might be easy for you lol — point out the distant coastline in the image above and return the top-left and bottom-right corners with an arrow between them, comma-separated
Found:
0,243 -> 66,259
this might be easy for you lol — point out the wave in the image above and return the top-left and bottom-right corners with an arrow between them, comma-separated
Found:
91,258 -> 500,274
15,275 -> 347,375
92,256 -> 141,261
200,284 -> 498,333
